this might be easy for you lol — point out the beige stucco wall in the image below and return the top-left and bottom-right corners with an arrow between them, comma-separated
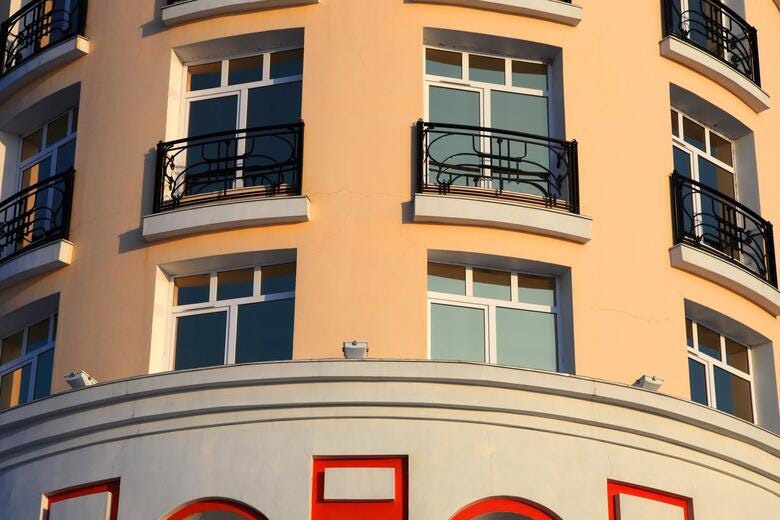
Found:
0,0 -> 779,416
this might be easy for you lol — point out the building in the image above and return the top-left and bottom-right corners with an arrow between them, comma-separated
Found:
0,0 -> 778,517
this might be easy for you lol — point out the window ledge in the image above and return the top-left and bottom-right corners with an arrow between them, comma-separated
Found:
0,240 -> 73,291
0,36 -> 89,101
660,36 -> 770,113
413,193 -> 592,243
669,244 -> 780,316
142,195 -> 310,242
409,0 -> 582,26
161,0 -> 319,25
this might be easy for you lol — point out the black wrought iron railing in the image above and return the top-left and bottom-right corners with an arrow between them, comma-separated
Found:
154,122 -> 304,213
0,169 -> 74,264
0,0 -> 88,77
662,0 -> 760,85
670,172 -> 777,287
417,120 -> 579,213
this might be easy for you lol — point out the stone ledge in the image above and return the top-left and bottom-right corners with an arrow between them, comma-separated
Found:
0,240 -> 73,290
408,0 -> 582,26
161,0 -> 319,26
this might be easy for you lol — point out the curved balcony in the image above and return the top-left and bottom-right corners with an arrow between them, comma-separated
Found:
0,0 -> 88,97
414,120 -> 591,243
0,169 -> 74,289
143,123 -> 309,241
669,172 -> 780,314
162,0 -> 319,26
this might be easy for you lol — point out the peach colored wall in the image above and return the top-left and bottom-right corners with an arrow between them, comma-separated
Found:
0,0 -> 778,410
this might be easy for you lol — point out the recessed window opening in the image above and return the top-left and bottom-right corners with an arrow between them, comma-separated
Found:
0,313 -> 57,410
686,317 -> 755,422
427,262 -> 561,371
170,263 -> 295,370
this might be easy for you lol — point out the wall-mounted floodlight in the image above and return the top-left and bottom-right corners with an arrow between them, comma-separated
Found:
632,375 -> 664,392
343,340 -> 368,359
65,370 -> 98,389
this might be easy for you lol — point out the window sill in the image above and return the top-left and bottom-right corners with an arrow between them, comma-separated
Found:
142,195 -> 310,241
659,36 -> 770,113
408,0 -> 582,26
0,240 -> 73,290
0,36 -> 89,101
413,193 -> 592,243
161,0 -> 319,26
669,243 -> 780,316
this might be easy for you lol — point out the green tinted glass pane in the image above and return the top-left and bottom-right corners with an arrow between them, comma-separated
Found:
492,90 -> 548,136
425,48 -> 462,79
33,349 -> 54,399
21,129 -> 42,161
683,117 -> 706,151
496,308 -> 557,371
697,325 -> 722,360
174,274 -> 211,306
517,275 -> 556,306
174,312 -> 227,370
430,304 -> 485,362
512,60 -> 547,90
235,299 -> 295,363
427,263 -> 466,295
45,113 -> 69,146
270,49 -> 303,79
469,54 -> 505,85
428,86 -> 481,187
725,338 -> 749,373
228,55 -> 263,85
217,269 -> 254,301
188,61 -> 221,91
688,358 -> 708,405
709,132 -> 733,166
429,85 -> 480,125
0,331 -> 23,365
0,364 -> 30,410
26,318 -> 50,352
473,268 -> 510,301
714,366 -> 753,422
261,263 -> 296,295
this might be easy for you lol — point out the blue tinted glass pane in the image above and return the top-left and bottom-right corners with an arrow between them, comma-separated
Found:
188,96 -> 237,137
26,318 -> 50,351
697,156 -> 734,197
33,349 -> 54,399
174,312 -> 227,370
217,269 -> 254,301
427,263 -> 466,295
55,139 -> 76,174
496,308 -> 557,371
175,274 -> 210,306
188,62 -> 222,91
714,367 -> 753,422
683,117 -> 706,151
270,49 -> 303,79
473,268 -> 510,301
247,82 -> 302,127
235,299 -> 295,363
228,55 -> 263,85
469,54 -> 504,85
426,48 -> 462,79
430,304 -> 485,362
688,358 -> 708,405
673,147 -> 692,178
696,325 -> 722,360
261,263 -> 296,294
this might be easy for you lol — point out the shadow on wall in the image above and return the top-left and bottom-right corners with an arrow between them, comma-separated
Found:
117,147 -> 157,254
140,0 -> 169,38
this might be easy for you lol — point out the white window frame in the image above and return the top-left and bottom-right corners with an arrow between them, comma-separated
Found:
168,264 -> 295,369
686,318 -> 756,422
426,263 -> 562,370
18,107 -> 78,191
671,108 -> 736,192
0,313 -> 57,409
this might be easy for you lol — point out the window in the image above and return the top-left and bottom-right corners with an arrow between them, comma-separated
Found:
0,313 -> 57,410
685,317 -> 754,422
179,48 -> 303,196
607,481 -> 693,520
167,499 -> 267,520
427,262 -> 560,371
451,497 -> 561,520
19,107 -> 78,190
170,263 -> 295,370
45,480 -> 120,520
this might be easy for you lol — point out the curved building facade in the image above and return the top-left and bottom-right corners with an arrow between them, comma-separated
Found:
0,0 -> 778,518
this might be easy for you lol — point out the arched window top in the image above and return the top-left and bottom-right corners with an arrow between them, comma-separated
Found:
451,497 -> 562,520
166,498 -> 267,520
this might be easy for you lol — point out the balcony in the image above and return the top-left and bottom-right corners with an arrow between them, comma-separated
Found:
0,0 -> 89,97
660,0 -> 768,111
143,123 -> 309,241
406,0 -> 582,26
669,172 -> 780,315
161,0 -> 319,26
0,170 -> 74,289
413,121 -> 591,243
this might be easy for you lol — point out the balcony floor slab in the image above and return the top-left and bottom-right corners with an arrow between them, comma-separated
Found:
0,240 -> 73,290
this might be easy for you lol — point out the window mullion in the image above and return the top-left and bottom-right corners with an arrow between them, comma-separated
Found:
209,272 -> 218,302
465,267 -> 474,297
226,305 -> 238,365
487,304 -> 496,364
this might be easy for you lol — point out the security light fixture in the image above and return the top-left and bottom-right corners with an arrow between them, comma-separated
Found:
632,375 -> 664,392
65,370 -> 98,389
343,340 -> 368,359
